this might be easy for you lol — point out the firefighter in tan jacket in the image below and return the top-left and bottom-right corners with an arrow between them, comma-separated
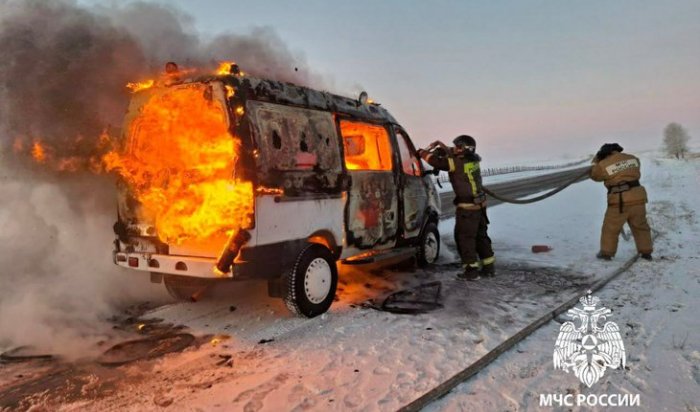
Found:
590,143 -> 653,260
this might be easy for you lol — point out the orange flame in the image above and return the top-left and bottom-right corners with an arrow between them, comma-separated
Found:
15,130 -> 115,173
225,85 -> 235,99
103,84 -> 254,244
215,61 -> 244,77
210,334 -> 231,347
31,142 -> 47,163
256,186 -> 284,196
126,79 -> 155,93
216,61 -> 235,75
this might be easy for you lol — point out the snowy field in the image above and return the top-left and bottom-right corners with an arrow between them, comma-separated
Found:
1,153 -> 697,411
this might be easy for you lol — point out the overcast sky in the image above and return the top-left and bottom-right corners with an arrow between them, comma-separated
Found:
90,0 -> 700,162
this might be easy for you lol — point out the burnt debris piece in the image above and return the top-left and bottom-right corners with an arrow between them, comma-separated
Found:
531,245 -> 553,253
97,333 -> 195,366
0,346 -> 55,363
379,281 -> 444,314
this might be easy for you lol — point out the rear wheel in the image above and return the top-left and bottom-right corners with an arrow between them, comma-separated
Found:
284,244 -> 338,318
416,222 -> 440,267
163,275 -> 211,302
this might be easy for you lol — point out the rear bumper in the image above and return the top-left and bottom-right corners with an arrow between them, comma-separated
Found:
113,251 -> 232,279
113,238 -> 322,280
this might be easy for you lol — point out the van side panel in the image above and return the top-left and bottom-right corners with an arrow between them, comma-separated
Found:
254,195 -> 344,250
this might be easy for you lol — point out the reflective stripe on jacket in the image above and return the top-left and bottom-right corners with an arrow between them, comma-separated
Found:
426,153 -> 485,206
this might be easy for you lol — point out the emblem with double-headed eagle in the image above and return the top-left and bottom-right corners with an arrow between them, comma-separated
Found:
553,290 -> 626,387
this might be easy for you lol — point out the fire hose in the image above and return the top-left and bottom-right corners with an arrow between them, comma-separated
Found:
425,146 -> 592,204
482,167 -> 592,204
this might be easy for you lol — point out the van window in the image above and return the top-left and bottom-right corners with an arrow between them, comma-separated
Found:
339,120 -> 393,171
247,102 -> 341,173
396,130 -> 422,176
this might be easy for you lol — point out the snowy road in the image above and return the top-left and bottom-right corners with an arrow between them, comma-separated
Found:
1,154 -> 697,411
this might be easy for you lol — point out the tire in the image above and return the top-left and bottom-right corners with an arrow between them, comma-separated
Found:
416,222 -> 440,267
163,275 -> 211,302
284,244 -> 338,318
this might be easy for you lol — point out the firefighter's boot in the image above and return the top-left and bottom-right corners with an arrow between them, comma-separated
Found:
640,253 -> 652,261
458,264 -> 481,281
481,263 -> 495,277
596,252 -> 613,261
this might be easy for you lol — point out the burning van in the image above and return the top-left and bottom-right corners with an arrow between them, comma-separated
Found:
109,63 -> 441,317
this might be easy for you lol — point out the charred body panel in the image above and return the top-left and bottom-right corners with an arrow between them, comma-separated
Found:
112,72 -> 440,304
246,101 -> 342,195
344,171 -> 398,250
231,77 -> 398,125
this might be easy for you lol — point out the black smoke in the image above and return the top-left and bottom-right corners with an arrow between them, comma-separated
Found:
0,0 -> 322,169
0,0 -> 323,357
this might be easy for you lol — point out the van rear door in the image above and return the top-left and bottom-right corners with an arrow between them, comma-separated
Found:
339,120 -> 398,250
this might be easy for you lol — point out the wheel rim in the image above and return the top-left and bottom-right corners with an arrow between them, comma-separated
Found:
304,258 -> 332,304
423,232 -> 439,263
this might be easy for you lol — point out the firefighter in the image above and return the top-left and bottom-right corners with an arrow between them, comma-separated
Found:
417,135 -> 495,280
591,143 -> 653,261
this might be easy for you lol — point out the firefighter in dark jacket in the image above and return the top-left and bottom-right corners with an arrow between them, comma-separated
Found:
417,135 -> 495,280
591,143 -> 653,260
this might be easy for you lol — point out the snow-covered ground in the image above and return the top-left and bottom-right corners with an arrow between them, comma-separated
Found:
2,153 -> 697,412
429,155 -> 700,411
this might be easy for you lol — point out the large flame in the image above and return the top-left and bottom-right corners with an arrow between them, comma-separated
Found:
103,83 -> 254,244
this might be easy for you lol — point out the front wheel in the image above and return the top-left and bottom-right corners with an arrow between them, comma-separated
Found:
416,222 -> 440,267
284,244 -> 338,318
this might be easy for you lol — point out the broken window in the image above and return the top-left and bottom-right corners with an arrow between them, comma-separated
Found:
247,102 -> 341,173
339,120 -> 393,171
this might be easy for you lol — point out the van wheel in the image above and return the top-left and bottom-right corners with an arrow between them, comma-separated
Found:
416,222 -> 440,267
163,275 -> 211,302
284,244 -> 338,318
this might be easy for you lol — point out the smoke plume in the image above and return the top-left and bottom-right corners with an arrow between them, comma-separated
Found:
0,0 -> 323,357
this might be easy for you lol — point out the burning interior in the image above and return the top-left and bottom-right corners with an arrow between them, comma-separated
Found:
340,120 -> 393,171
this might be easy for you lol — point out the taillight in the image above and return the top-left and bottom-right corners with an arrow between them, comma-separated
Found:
128,257 -> 139,267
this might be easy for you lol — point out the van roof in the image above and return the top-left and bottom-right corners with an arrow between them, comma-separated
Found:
220,75 -> 399,125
